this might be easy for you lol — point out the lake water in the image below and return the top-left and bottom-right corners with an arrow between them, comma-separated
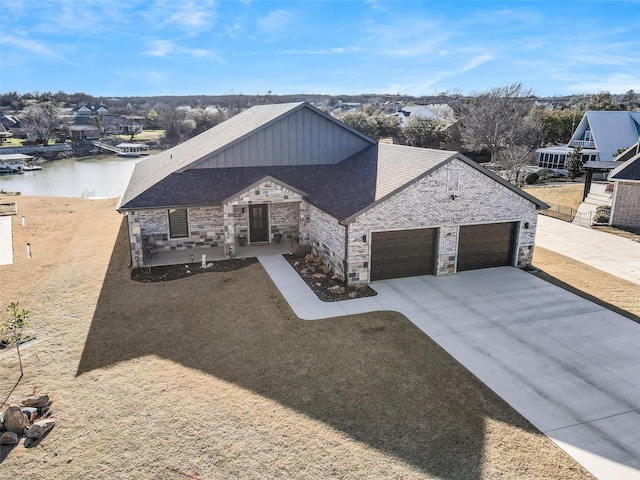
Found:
0,156 -> 142,198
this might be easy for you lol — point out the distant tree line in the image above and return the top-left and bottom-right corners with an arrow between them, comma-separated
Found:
2,87 -> 637,181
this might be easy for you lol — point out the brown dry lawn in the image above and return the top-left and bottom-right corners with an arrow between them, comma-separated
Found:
522,183 -> 584,210
0,196 -> 602,479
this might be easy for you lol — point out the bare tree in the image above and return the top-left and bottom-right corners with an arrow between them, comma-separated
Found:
21,102 -> 63,145
2,302 -> 30,378
496,145 -> 536,184
459,84 -> 538,163
223,90 -> 246,116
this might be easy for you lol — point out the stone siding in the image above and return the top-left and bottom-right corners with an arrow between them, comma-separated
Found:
611,182 -> 640,228
309,206 -> 346,279
223,179 -> 304,256
348,159 -> 539,284
131,207 -> 225,263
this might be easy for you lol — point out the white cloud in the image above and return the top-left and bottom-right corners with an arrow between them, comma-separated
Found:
280,46 -> 361,55
143,39 -> 222,61
397,53 -> 495,95
258,10 -> 294,35
0,35 -> 82,67
570,73 -> 640,95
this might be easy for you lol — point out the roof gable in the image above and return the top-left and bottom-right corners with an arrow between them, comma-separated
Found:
222,176 -> 307,204
344,149 -> 547,222
610,141 -> 640,181
573,111 -> 640,161
119,102 -> 374,209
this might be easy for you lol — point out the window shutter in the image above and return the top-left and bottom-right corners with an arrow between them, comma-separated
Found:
168,209 -> 189,238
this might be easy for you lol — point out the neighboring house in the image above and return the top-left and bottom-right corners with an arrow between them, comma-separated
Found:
72,113 -> 142,136
118,102 -> 547,285
391,105 -> 437,125
0,123 -> 12,143
73,104 -> 109,116
68,124 -> 101,140
0,114 -> 20,129
609,142 -> 640,229
536,110 -> 640,171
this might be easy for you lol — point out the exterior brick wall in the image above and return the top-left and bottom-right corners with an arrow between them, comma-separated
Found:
347,159 -> 539,284
224,179 -> 304,256
131,207 -> 226,263
309,206 -> 346,279
611,182 -> 640,228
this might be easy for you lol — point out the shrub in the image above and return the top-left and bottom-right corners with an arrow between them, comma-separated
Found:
593,205 -> 611,224
524,172 -> 539,185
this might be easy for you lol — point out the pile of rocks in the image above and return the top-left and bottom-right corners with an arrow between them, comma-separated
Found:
0,394 -> 55,448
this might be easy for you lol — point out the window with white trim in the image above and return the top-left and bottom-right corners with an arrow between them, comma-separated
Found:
168,208 -> 189,238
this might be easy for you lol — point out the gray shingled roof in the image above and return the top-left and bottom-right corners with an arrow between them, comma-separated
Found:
119,142 -> 546,220
118,102 -> 373,209
610,142 -> 640,181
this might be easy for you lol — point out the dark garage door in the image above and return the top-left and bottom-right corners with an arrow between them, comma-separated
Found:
370,228 -> 437,281
457,222 -> 516,271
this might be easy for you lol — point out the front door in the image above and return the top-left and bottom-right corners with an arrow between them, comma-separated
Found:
249,204 -> 268,243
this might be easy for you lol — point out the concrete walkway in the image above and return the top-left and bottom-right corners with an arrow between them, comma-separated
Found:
536,215 -> 640,286
0,216 -> 13,265
259,255 -> 640,480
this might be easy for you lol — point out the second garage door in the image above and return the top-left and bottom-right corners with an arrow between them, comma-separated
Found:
457,222 -> 516,271
370,228 -> 437,280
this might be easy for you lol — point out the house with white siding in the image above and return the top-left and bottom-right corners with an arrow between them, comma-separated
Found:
118,102 -> 547,284
536,110 -> 640,172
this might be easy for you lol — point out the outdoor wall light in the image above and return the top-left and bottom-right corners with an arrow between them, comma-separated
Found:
362,234 -> 367,243
241,207 -> 245,214
524,222 -> 530,229
190,254 -> 194,263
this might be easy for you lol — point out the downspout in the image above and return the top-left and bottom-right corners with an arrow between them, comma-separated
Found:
609,182 -> 619,226
123,211 -> 133,267
343,222 -> 349,284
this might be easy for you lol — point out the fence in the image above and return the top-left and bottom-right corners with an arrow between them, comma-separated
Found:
540,204 -> 577,222
540,203 -> 596,226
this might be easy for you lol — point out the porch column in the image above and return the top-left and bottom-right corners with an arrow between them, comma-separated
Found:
223,203 -> 235,258
298,200 -> 311,244
583,169 -> 593,201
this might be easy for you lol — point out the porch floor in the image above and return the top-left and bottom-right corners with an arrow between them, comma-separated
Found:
143,240 -> 297,267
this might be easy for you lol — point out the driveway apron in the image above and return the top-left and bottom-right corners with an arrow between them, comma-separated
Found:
259,255 -> 640,480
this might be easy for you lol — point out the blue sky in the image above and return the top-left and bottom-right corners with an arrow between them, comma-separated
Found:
1,0 -> 639,97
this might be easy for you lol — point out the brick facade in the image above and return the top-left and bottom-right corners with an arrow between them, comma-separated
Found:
126,161 -> 540,282
346,159 -> 538,284
309,206 -> 346,278
611,182 -> 640,228
128,179 -> 306,264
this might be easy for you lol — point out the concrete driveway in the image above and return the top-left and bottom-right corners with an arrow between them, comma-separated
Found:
260,256 -> 640,480
536,215 -> 640,286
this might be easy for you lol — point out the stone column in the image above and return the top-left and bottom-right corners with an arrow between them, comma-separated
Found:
223,203 -> 235,258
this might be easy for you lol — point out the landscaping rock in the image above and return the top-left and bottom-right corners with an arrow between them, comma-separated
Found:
327,285 -> 345,295
0,431 -> 19,445
26,419 -> 56,440
22,407 -> 38,423
22,394 -> 51,408
3,406 -> 28,434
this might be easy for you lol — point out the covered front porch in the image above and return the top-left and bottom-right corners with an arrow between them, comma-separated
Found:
141,239 -> 298,267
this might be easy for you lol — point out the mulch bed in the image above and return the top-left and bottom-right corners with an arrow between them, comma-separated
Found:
283,254 -> 377,302
130,254 -> 377,303
131,258 -> 259,282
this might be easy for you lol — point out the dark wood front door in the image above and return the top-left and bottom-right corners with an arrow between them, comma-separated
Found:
249,204 -> 268,243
